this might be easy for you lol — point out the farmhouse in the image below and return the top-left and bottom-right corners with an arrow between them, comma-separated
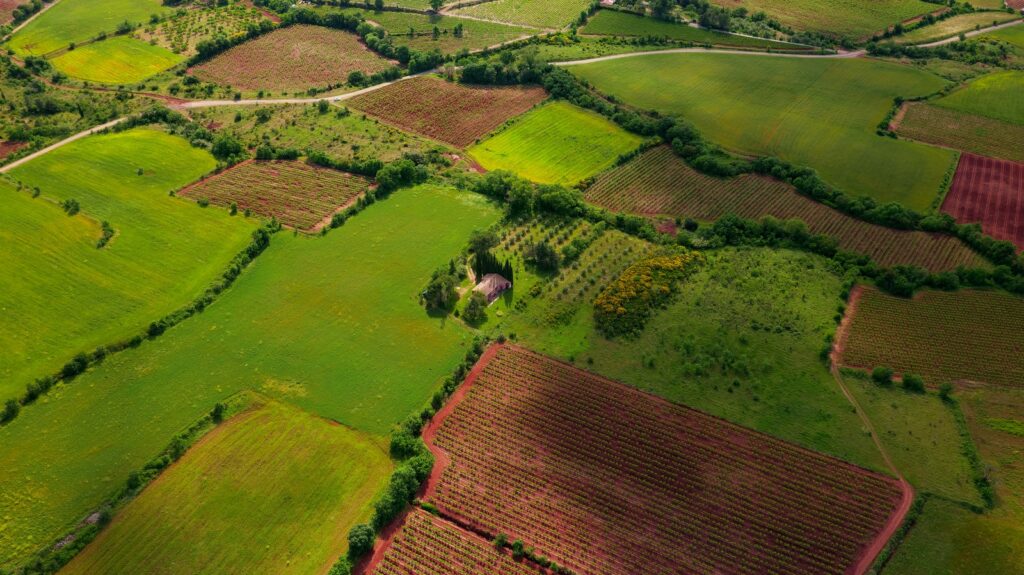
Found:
474,273 -> 512,303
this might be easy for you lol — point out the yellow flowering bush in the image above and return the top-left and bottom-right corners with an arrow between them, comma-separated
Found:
594,251 -> 704,337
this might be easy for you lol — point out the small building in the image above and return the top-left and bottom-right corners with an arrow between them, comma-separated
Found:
600,0 -> 616,5
474,273 -> 512,303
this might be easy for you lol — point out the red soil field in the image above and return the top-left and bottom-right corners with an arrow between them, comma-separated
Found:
347,75 -> 547,147
179,160 -> 369,230
424,344 -> 905,575
587,146 -> 986,271
0,140 -> 27,160
943,153 -> 1024,251
367,509 -> 539,575
191,25 -> 391,91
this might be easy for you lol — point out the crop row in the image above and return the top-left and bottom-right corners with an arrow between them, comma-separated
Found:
452,0 -> 591,29
179,160 -> 369,230
370,509 -> 537,575
586,146 -> 986,271
347,75 -> 547,147
897,102 -> 1024,164
943,153 -> 1024,250
843,286 -> 1024,387
427,345 -> 904,575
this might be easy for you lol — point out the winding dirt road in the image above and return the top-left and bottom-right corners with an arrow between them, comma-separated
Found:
0,117 -> 125,173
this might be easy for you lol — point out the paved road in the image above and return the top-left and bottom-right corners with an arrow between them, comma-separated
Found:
0,117 -> 126,173
553,46 -> 863,66
917,17 -> 1024,47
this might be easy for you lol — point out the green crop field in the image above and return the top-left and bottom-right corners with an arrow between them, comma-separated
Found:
841,287 -> 1024,388
897,102 -> 1024,163
932,70 -> 1024,126
713,0 -> 935,38
60,400 -> 391,575
502,246 -> 886,471
0,128 -> 253,403
894,11 -> 1021,45
50,36 -> 183,84
468,101 -> 643,185
582,10 -> 812,50
570,53 -> 956,211
337,8 -> 538,53
8,0 -> 173,56
452,0 -> 591,29
0,184 -> 498,568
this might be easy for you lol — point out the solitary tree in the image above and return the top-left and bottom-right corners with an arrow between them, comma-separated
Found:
463,291 -> 488,325
347,523 -> 375,559
430,0 -> 443,11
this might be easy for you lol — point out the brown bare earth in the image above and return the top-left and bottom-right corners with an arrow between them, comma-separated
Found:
0,0 -> 20,23
191,25 -> 392,91
0,140 -> 28,160
943,153 -> 1024,250
179,160 -> 370,230
346,75 -> 548,147
423,343 -> 906,575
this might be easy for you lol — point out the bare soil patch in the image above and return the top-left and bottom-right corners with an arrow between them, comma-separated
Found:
347,75 -> 547,147
191,25 -> 391,91
179,160 -> 370,230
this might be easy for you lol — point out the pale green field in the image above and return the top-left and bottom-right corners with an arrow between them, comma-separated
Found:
452,0 -> 591,29
846,376 -> 980,505
571,53 -> 955,211
714,0 -> 936,38
8,0 -> 173,56
983,21 -> 1024,49
895,12 -> 1021,45
0,128 -> 253,403
51,36 -> 183,84
0,184 -> 498,569
468,101 -> 644,185
61,400 -> 391,575
582,9 -> 811,50
933,70 -> 1024,126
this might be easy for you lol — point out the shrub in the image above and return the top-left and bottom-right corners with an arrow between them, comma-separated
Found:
871,366 -> 894,386
1,399 -> 19,424
902,373 -> 925,393
594,252 -> 704,337
463,291 -> 488,325
347,523 -> 375,559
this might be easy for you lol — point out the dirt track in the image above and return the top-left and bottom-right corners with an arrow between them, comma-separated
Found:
830,285 -> 916,575
0,117 -> 126,173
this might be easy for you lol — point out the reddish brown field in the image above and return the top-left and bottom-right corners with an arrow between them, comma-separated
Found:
943,153 -> 1024,251
587,146 -> 987,271
0,140 -> 27,160
424,344 -> 906,575
346,75 -> 547,147
367,509 -> 538,575
179,160 -> 369,230
0,0 -> 20,23
191,25 -> 391,91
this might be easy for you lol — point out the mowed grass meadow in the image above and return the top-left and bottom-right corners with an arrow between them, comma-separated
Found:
0,184 -> 498,567
468,101 -> 644,185
570,53 -> 956,211
7,0 -> 173,56
60,400 -> 391,575
50,36 -> 183,84
582,10 -> 808,50
0,128 -> 253,402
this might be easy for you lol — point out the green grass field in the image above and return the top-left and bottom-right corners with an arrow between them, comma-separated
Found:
50,36 -> 183,84
504,246 -> 886,471
452,0 -> 591,29
932,70 -> 1024,126
582,10 -> 811,50
884,498 -> 1024,575
8,0 -> 173,56
845,375 -> 979,505
714,0 -> 936,38
983,21 -> 1024,49
894,12 -> 1020,45
0,184 -> 497,568
338,8 -> 538,53
60,400 -> 391,575
0,128 -> 253,403
571,53 -> 955,211
468,101 -> 644,185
